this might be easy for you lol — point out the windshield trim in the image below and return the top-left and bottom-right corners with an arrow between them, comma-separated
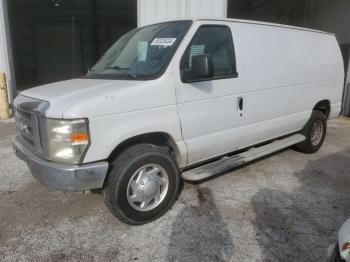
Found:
83,20 -> 193,81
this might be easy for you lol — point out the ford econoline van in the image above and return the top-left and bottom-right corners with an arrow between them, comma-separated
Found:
12,18 -> 344,225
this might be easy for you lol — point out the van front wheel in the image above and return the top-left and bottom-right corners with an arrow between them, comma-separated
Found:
296,110 -> 327,154
104,144 -> 180,225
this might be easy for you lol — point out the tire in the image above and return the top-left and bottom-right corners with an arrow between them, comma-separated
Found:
295,110 -> 327,154
329,243 -> 345,262
104,144 -> 181,225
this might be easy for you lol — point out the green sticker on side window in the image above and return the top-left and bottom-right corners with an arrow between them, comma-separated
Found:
189,45 -> 205,68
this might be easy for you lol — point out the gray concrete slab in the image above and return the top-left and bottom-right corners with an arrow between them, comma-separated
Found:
0,118 -> 350,261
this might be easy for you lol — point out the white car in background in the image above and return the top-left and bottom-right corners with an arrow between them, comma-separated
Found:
330,218 -> 350,261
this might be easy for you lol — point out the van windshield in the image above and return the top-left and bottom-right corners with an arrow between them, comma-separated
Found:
85,20 -> 192,80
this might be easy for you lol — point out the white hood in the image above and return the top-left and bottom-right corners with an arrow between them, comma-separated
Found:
20,78 -> 140,102
18,76 -> 174,118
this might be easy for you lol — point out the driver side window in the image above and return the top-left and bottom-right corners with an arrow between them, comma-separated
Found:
180,25 -> 237,80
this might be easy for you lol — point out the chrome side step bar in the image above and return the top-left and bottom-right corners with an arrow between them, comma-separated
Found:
182,134 -> 306,181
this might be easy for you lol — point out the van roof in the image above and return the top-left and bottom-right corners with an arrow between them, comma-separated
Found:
194,18 -> 334,35
157,18 -> 334,36
197,18 -> 335,35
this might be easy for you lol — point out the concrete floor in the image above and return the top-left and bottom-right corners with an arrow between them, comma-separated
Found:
0,118 -> 350,262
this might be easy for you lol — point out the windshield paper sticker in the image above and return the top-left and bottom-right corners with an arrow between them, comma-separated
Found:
151,38 -> 176,46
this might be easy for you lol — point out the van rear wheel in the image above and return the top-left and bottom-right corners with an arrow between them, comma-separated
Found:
295,110 -> 327,154
104,144 -> 180,225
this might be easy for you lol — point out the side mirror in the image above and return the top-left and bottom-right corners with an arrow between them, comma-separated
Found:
192,54 -> 214,79
182,54 -> 214,82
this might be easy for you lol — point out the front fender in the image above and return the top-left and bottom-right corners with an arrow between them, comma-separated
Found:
83,105 -> 188,168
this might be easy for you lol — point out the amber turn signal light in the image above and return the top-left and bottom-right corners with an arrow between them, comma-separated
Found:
70,133 -> 89,143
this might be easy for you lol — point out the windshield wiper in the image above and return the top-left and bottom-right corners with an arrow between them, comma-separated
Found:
105,65 -> 137,79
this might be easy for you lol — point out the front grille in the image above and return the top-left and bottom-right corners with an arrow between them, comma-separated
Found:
16,107 -> 35,146
14,95 -> 49,158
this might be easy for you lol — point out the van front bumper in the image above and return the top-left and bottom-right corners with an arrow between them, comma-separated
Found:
12,136 -> 109,192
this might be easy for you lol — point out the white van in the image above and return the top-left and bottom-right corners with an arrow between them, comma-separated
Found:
13,18 -> 344,225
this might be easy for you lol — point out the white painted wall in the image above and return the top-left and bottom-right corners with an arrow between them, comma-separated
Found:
0,0 -> 15,104
137,0 -> 227,27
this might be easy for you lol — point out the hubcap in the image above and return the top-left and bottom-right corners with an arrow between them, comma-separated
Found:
126,164 -> 169,212
311,120 -> 323,146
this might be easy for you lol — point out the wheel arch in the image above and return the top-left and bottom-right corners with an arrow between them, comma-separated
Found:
313,100 -> 331,119
108,132 -> 182,165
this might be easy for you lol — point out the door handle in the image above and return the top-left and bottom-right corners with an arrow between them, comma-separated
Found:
238,97 -> 244,111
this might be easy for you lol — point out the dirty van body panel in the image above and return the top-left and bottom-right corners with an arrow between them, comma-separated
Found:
20,75 -> 188,166
83,75 -> 188,165
235,23 -> 344,150
174,20 -> 344,166
173,22 -> 246,164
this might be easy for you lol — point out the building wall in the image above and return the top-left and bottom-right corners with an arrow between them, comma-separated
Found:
8,0 -> 136,90
314,0 -> 350,115
137,0 -> 227,26
0,0 -> 15,103
315,0 -> 350,44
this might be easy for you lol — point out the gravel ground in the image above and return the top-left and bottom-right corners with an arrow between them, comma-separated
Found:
0,117 -> 350,262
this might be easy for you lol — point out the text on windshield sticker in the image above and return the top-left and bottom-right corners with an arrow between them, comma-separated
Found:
150,38 -> 176,46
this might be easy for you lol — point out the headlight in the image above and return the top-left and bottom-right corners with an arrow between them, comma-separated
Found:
46,118 -> 90,164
